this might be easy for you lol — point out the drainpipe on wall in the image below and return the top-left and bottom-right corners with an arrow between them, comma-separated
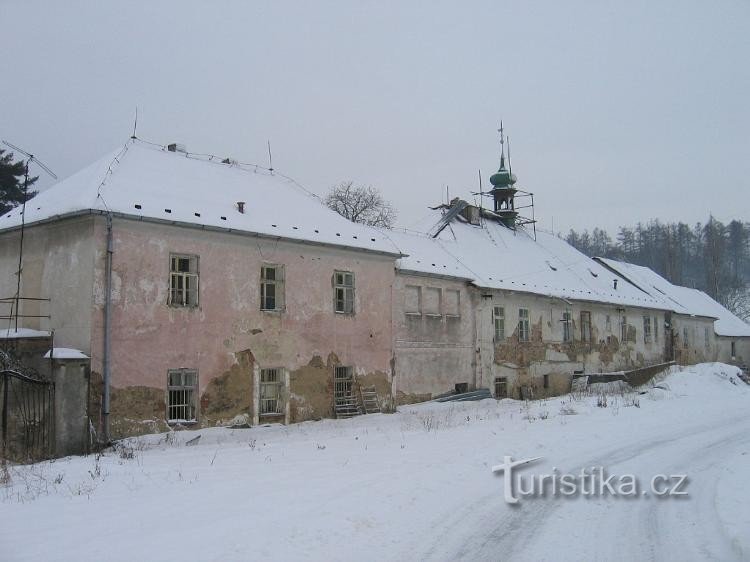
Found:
103,213 -> 113,444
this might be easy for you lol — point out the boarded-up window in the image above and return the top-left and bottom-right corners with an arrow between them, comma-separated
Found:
581,311 -> 592,343
444,289 -> 460,316
423,287 -> 441,316
405,285 -> 421,314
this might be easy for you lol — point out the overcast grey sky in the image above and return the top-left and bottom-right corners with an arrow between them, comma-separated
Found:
1,0 -> 748,236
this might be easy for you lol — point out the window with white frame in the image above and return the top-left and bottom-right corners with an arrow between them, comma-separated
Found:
405,285 -> 421,315
333,271 -> 355,314
423,287 -> 441,316
259,368 -> 284,415
167,369 -> 198,422
260,264 -> 284,311
493,306 -> 505,342
605,315 -> 612,333
518,308 -> 530,342
643,316 -> 652,343
580,311 -> 592,343
444,289 -> 460,317
562,311 -> 572,342
169,254 -> 199,307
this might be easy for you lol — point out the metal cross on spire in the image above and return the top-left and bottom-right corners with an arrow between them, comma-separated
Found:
497,120 -> 506,167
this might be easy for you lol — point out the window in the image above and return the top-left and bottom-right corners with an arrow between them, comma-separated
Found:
493,306 -> 505,342
405,285 -> 421,315
620,315 -> 628,343
654,316 -> 659,341
643,316 -> 652,344
494,377 -> 508,398
333,271 -> 354,314
334,366 -> 354,410
704,327 -> 710,350
444,289 -> 460,317
683,326 -> 689,348
543,374 -> 550,389
562,311 -> 572,342
518,308 -> 530,342
169,254 -> 199,307
423,287 -> 441,316
260,368 -> 283,415
581,311 -> 592,343
260,264 -> 284,311
731,341 -> 736,358
605,314 -> 612,332
167,369 -> 198,422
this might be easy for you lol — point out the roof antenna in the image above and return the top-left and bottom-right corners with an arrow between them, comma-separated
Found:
1,140 -> 57,332
131,107 -> 138,139
267,140 -> 274,174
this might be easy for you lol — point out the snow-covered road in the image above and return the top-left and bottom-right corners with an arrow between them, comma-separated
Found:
1,363 -> 749,562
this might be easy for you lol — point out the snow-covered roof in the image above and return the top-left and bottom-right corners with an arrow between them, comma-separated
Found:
596,258 -> 750,337
0,140 -> 401,256
390,208 -> 670,310
0,328 -> 51,339
44,347 -> 89,360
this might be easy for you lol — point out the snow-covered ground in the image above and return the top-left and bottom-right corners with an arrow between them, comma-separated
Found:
2,363 -> 749,561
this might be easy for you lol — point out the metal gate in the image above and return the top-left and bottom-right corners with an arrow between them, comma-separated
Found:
1,369 -> 54,463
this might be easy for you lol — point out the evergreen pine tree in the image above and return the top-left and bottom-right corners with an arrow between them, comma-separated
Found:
0,149 -> 38,215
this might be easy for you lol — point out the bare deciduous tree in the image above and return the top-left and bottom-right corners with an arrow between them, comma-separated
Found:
324,182 -> 396,229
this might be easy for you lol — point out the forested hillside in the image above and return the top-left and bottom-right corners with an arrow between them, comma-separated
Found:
565,217 -> 750,321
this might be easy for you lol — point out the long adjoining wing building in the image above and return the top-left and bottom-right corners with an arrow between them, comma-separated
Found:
1,137 -> 747,443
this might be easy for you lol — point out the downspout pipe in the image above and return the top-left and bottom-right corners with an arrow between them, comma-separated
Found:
103,213 -> 113,444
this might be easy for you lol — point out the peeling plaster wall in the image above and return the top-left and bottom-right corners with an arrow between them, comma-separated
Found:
0,217 -> 95,352
88,216 -> 395,437
483,292 -> 669,398
392,273 -> 476,403
671,315 -> 722,365
715,335 -> 750,365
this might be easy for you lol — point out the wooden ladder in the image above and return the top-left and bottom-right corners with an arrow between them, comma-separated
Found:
360,385 -> 381,414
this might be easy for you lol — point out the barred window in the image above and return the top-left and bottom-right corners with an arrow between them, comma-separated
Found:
167,369 -> 198,423
260,264 -> 285,311
683,326 -> 689,348
494,377 -> 508,398
493,306 -> 505,342
562,311 -> 572,342
704,327 -> 710,349
334,271 -> 354,314
620,315 -> 628,343
518,308 -> 530,342
643,316 -> 652,343
169,254 -> 199,307
580,311 -> 592,343
260,368 -> 283,415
